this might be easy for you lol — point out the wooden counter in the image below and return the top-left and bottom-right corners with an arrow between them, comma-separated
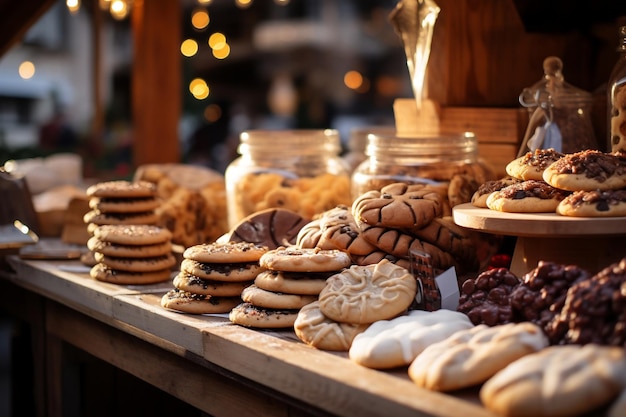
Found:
0,252 -> 498,417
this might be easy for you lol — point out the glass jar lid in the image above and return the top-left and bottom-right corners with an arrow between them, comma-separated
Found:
238,129 -> 341,156
365,131 -> 478,159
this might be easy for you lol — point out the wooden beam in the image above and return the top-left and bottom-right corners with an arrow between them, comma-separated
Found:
131,0 -> 181,167
0,0 -> 56,57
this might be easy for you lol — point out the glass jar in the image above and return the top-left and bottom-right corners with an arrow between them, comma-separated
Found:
225,129 -> 352,228
351,132 -> 494,207
342,126 -> 395,174
608,25 -> 626,153
518,56 -> 597,156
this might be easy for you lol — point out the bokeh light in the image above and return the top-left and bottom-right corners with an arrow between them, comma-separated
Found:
191,8 -> 210,30
18,61 -> 35,79
189,78 -> 210,100
181,39 -> 199,57
208,32 -> 226,50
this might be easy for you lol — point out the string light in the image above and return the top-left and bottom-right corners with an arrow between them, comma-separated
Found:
66,0 -> 80,14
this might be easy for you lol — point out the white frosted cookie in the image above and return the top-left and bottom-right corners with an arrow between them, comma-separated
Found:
408,322 -> 548,391
480,344 -> 626,417
259,246 -> 352,273
486,180 -> 570,213
348,309 -> 473,369
180,258 -> 264,282
161,289 -> 241,314
173,272 -> 252,297
254,269 -> 330,295
556,189 -> 626,217
228,302 -> 299,328
183,241 -> 268,263
506,148 -> 564,181
240,284 -> 317,309
294,301 -> 369,351
318,259 -> 417,325
543,149 -> 626,191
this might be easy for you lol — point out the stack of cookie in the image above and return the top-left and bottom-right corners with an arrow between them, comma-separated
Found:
161,242 -> 267,315
89,224 -> 176,285
82,180 -> 161,266
229,246 -> 352,329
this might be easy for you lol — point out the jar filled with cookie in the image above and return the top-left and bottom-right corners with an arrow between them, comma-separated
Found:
608,25 -> 626,153
225,129 -> 351,227
351,131 -> 494,215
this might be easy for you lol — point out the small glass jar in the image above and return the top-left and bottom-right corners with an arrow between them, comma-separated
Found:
342,126 -> 395,174
225,129 -> 352,227
351,132 -> 493,205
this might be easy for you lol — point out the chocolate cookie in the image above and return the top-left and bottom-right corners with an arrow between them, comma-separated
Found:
543,150 -> 626,191
486,180 -> 571,213
224,208 -> 309,249
557,189 -> 626,217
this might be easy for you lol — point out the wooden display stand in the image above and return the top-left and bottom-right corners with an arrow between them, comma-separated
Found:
453,203 -> 626,276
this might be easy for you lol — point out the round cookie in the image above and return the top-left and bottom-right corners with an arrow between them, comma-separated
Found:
89,196 -> 161,213
86,180 -> 157,198
543,149 -> 626,191
405,216 -> 477,266
87,236 -> 172,258
161,289 -> 241,314
556,189 -> 626,217
183,241 -> 268,264
317,205 -> 378,256
94,252 -> 177,272
228,302 -> 299,328
259,247 -> 352,273
506,148 -> 564,181
84,210 -> 159,226
447,173 -> 481,207
471,177 -> 522,208
224,208 -> 309,249
351,250 -> 411,271
254,269 -> 330,295
294,301 -> 369,351
295,218 -> 328,249
180,258 -> 264,282
318,259 -> 417,324
486,180 -> 570,213
173,272 -> 252,297
92,224 -> 172,246
240,284 -> 317,309
90,263 -> 172,285
352,182 -> 443,229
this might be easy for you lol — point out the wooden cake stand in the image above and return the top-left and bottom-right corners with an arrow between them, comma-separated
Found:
452,203 -> 626,276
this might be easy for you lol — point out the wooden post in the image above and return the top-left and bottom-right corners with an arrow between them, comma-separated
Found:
131,0 -> 181,167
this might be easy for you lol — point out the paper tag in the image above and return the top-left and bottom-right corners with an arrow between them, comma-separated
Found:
435,267 -> 460,310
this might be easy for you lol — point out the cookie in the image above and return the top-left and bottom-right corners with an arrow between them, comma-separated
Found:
556,189 -> 626,217
352,182 -> 443,229
173,272 -> 252,297
89,196 -> 161,213
317,205 -> 378,255
351,250 -> 411,271
240,284 -> 317,310
228,302 -> 299,328
318,259 -> 417,324
180,258 -> 264,282
183,241 -> 267,264
294,218 -> 328,249
506,148 -> 564,181
259,246 -> 352,273
447,173 -> 481,207
543,149 -> 626,191
223,208 -> 309,250
486,180 -> 570,213
94,252 -> 177,272
254,269 -> 330,295
87,236 -> 172,258
480,344 -> 626,417
160,288 -> 241,314
348,309 -> 473,369
86,180 -> 157,198
471,177 -> 522,208
408,322 -> 549,391
92,224 -> 172,246
84,209 -> 159,226
293,301 -> 369,351
90,263 -> 172,285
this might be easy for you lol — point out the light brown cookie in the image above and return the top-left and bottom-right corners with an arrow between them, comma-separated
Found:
89,196 -> 161,213
294,218 -> 328,249
405,216 -> 477,266
83,209 -> 159,226
254,269 -> 330,295
183,241 -> 268,263
160,288 -> 241,314
92,224 -> 172,246
506,148 -> 565,181
173,272 -> 252,297
94,252 -> 177,272
90,263 -> 172,285
447,173 -> 480,207
471,177 -> 522,208
228,302 -> 299,328
180,258 -> 264,282
318,259 -> 417,324
486,180 -> 570,213
480,344 -> 626,417
240,284 -> 317,309
556,189 -> 626,217
317,205 -> 378,255
408,322 -> 549,391
351,250 -> 411,271
223,207 -> 309,249
352,182 -> 443,229
87,236 -> 172,258
259,246 -> 352,273
543,150 -> 626,191
87,180 -> 157,198
294,301 -> 369,351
